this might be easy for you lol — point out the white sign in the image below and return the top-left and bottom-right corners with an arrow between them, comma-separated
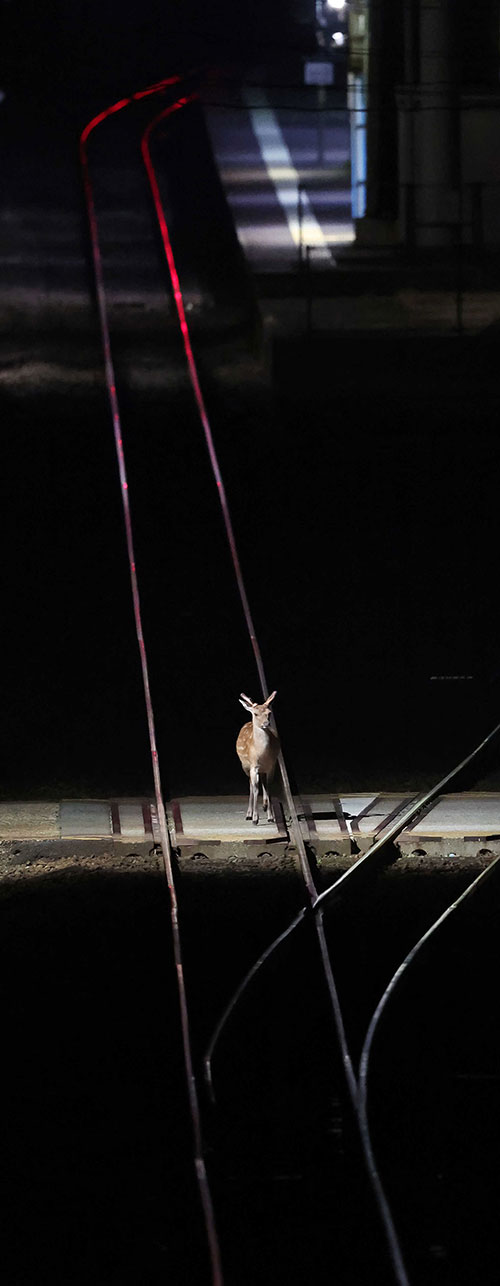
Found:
304,60 -> 335,86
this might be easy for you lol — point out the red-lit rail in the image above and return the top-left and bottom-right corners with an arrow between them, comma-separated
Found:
80,76 -> 223,1286
140,96 -> 413,1286
141,88 -> 500,1286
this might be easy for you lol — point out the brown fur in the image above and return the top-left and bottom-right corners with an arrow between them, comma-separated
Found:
236,692 -> 279,823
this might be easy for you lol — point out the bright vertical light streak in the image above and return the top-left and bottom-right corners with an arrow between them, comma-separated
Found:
80,79 -> 224,1286
348,74 -> 367,219
243,88 -> 331,254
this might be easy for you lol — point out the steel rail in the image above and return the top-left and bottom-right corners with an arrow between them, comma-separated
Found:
358,851 -> 500,1261
204,906 -> 307,1103
314,715 -> 500,913
359,853 -> 500,1098
203,715 -> 500,1064
205,716 -> 500,1071
69,73 -> 500,1286
80,78 -> 223,1286
141,101 -> 316,902
205,716 -> 500,1284
141,100 -> 410,1285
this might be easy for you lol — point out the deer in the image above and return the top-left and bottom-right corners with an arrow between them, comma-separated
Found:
236,691 -> 280,824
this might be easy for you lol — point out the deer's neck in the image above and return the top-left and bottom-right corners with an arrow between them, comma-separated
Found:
252,721 -> 270,752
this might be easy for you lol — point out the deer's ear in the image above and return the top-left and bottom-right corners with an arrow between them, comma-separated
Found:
265,690 -> 277,705
239,694 -> 255,712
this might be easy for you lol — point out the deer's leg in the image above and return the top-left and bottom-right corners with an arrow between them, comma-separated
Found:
250,765 -> 260,824
245,774 -> 253,820
262,775 -> 275,823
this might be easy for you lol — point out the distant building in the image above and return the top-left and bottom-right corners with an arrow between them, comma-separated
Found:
348,0 -> 500,249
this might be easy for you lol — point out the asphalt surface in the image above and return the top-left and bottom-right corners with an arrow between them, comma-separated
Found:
204,85 -> 352,272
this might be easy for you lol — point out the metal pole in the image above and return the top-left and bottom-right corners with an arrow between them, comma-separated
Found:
306,245 -> 312,336
456,88 -> 464,335
456,218 -> 463,335
298,182 -> 304,270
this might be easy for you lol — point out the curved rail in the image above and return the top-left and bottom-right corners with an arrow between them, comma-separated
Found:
314,715 -> 500,914
81,81 -> 500,1286
80,77 -> 223,1286
204,717 -> 500,1284
205,716 -> 500,1076
359,850 -> 500,1114
358,851 -> 500,1249
141,99 -> 410,1285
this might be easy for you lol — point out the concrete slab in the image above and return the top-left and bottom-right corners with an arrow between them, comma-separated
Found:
407,794 -> 500,837
1,794 -> 500,848
169,791 -> 500,850
298,798 -> 342,840
60,801 -> 112,839
300,795 -> 412,839
338,795 -> 379,818
0,801 -> 59,839
115,803 -> 149,840
170,796 -> 281,843
346,794 -> 416,835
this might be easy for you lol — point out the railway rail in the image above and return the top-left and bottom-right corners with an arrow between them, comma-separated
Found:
78,72 -> 500,1286
2,792 -> 500,859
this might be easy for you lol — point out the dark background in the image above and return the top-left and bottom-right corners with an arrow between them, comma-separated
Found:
2,6 -> 500,1286
2,0 -> 500,801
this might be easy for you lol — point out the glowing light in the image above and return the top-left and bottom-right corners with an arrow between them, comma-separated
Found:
237,220 -> 353,250
79,74 -> 184,146
242,89 -> 339,255
331,31 -> 345,45
326,0 -> 345,9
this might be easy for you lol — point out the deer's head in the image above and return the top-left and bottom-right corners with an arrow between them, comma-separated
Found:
239,691 -> 277,730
